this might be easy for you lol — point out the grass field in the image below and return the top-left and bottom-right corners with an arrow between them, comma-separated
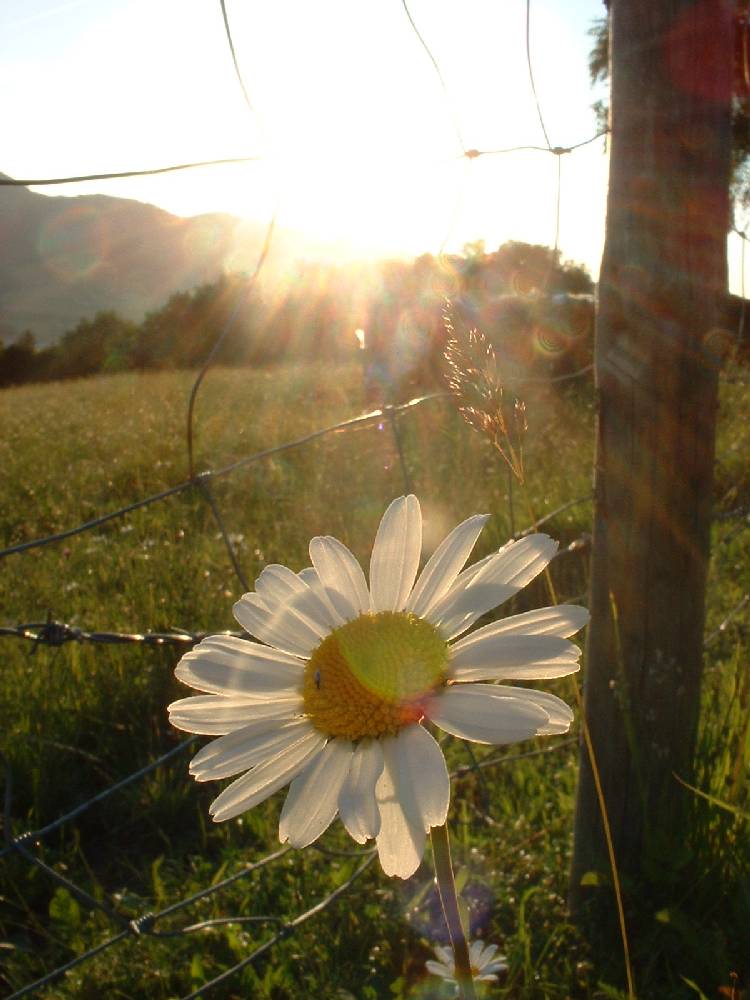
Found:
0,363 -> 748,999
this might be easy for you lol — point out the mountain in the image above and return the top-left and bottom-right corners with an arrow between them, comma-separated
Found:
0,174 -> 275,345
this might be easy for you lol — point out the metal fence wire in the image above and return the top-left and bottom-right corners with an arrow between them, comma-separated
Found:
1,719 -> 577,1000
2,1 -> 748,996
0,377 -> 598,998
2,373 -> 743,996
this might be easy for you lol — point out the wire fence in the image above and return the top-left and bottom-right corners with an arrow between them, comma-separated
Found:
2,1 -> 748,997
0,380 -> 596,997
1,715 -> 578,1000
2,381 -> 743,996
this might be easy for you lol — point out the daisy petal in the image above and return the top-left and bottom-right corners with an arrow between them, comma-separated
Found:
370,495 -> 422,612
209,730 -> 326,822
339,738 -> 384,843
428,534 -> 558,639
478,604 -> 589,638
310,535 -> 370,622
189,718 -> 313,781
500,686 -> 574,734
386,724 -> 449,831
476,942 -> 499,964
175,636 -> 305,696
427,683 -> 550,744
474,533 -> 558,590
254,564 -> 302,609
255,564 -> 336,633
450,633 -> 581,682
427,581 -> 516,641
375,736 -> 427,878
407,513 -> 489,618
470,940 -> 485,965
298,567 -> 346,628
425,960 -> 453,979
233,593 -> 321,657
168,694 -> 300,735
279,739 -> 354,848
434,945 -> 453,966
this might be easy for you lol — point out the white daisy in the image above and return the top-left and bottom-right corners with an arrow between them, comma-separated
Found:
426,940 -> 508,984
169,495 -> 587,879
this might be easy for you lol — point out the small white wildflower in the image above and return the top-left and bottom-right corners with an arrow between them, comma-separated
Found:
426,940 -> 508,984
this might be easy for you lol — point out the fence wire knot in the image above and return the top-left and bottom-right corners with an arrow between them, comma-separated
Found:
192,470 -> 213,487
32,618 -> 82,652
129,912 -> 157,936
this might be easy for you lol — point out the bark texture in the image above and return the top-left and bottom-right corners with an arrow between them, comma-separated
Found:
571,0 -> 733,904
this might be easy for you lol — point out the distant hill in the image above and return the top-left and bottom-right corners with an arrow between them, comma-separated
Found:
0,173 -> 275,345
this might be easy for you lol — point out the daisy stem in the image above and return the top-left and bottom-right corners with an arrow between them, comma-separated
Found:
430,822 -> 477,1000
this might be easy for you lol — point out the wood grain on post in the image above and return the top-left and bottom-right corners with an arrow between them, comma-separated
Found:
571,0 -> 733,908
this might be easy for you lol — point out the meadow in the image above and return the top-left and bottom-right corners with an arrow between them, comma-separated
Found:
0,362 -> 748,999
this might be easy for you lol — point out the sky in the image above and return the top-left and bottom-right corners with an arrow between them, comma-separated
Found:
1,0 -> 746,289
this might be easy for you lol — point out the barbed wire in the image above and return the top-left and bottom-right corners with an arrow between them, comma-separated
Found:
0,620 -> 227,650
2,254 -> 743,1000
0,511 -> 596,656
0,362 -> 593,997
0,610 -> 246,651
3,2 -> 748,997
2,457 -> 744,993
1,721 -> 579,998
0,547 -> 597,657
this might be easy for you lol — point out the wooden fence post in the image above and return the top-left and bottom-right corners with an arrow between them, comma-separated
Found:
570,0 -> 733,912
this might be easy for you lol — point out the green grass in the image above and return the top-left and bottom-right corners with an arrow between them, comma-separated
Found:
0,364 -> 747,999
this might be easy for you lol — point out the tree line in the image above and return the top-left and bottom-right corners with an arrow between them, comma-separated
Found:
0,241 -> 595,393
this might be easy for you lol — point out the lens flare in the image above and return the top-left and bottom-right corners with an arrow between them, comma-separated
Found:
37,205 -> 109,281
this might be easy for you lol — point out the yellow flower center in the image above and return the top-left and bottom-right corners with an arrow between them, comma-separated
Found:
302,611 -> 449,740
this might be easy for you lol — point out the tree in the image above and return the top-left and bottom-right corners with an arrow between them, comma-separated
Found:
478,241 -> 593,296
0,330 -> 38,386
56,311 -> 137,378
571,0 -> 733,969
